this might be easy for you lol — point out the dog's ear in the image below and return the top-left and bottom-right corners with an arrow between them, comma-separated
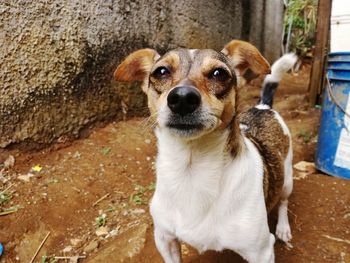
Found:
221,40 -> 270,83
114,48 -> 160,82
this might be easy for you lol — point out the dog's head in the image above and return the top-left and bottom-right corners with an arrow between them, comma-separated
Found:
114,40 -> 270,139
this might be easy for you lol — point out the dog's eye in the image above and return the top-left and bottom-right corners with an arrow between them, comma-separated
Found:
151,66 -> 170,79
209,68 -> 230,82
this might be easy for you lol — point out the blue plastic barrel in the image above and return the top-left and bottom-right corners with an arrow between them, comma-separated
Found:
316,52 -> 350,179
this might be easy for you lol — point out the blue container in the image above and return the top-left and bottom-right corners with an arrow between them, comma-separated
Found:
316,52 -> 350,179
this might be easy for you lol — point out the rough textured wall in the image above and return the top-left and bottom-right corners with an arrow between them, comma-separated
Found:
0,0 -> 283,148
243,0 -> 285,62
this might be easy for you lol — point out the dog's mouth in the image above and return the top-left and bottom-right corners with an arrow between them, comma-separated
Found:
167,123 -> 204,131
159,107 -> 220,138
165,114 -> 205,136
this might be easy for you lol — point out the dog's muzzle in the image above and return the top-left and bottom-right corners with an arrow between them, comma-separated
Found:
166,86 -> 204,133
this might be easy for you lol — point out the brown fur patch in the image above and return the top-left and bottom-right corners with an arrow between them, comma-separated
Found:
163,53 -> 180,70
240,107 -> 290,212
185,54 -> 235,97
220,99 -> 235,126
226,116 -> 243,158
217,90 -> 243,157
222,40 -> 271,81
114,49 -> 159,82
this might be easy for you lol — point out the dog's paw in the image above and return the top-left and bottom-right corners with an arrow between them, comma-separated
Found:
276,223 -> 292,243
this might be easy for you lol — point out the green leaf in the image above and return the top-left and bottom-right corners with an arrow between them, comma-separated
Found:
101,147 -> 111,155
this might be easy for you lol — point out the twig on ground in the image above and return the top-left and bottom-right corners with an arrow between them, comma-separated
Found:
288,208 -> 302,231
72,187 -> 81,193
322,234 -> 350,245
55,255 -> 86,259
123,174 -> 135,183
29,232 -> 51,263
92,193 -> 110,207
0,184 -> 13,195
0,210 -> 17,216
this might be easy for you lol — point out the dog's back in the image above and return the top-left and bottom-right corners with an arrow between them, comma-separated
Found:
240,53 -> 297,211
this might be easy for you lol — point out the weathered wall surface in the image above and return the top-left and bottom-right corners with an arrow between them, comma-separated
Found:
0,0 -> 283,148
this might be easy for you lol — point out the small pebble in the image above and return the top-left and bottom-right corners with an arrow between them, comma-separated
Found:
62,246 -> 72,253
95,226 -> 109,236
131,208 -> 145,214
70,238 -> 82,246
4,155 -> 15,169
83,240 -> 99,253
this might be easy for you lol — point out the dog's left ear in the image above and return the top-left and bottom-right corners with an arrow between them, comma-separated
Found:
114,48 -> 160,82
221,40 -> 270,83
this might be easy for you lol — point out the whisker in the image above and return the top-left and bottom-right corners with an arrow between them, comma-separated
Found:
139,110 -> 164,131
141,121 -> 157,131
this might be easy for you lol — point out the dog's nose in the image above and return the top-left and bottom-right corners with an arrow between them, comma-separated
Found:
167,86 -> 201,116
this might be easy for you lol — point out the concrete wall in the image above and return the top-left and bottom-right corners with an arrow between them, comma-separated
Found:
0,0 -> 284,148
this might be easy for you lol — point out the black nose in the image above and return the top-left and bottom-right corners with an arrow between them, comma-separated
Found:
167,86 -> 201,116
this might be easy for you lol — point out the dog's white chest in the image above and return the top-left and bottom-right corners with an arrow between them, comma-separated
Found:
153,163 -> 225,251
174,210 -> 222,252
150,129 -> 267,253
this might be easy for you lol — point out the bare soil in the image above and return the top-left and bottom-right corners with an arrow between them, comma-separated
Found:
1,65 -> 349,263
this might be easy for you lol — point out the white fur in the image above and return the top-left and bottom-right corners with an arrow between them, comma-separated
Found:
150,129 -> 277,263
149,56 -> 294,263
264,53 -> 297,83
274,111 -> 290,136
255,104 -> 271,110
274,111 -> 293,242
239,123 -> 248,130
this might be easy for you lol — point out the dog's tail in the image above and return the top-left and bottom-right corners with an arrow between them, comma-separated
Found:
258,53 -> 298,108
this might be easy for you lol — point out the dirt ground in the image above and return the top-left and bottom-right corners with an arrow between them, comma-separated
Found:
1,65 -> 350,263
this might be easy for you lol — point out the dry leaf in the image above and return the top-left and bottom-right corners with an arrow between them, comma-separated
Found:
95,226 -> 109,236
293,161 -> 316,173
17,173 -> 34,182
70,238 -> 82,246
294,172 -> 309,180
62,246 -> 73,253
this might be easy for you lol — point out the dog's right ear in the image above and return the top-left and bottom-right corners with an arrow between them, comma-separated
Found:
221,40 -> 270,85
114,49 -> 160,82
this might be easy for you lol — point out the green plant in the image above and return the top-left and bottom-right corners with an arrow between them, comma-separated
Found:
129,182 -> 156,205
41,255 -> 57,263
298,129 -> 313,143
95,214 -> 107,227
105,204 -> 117,212
0,192 -> 11,206
130,193 -> 143,205
1,205 -> 23,212
284,0 -> 318,56
148,182 -> 156,191
101,147 -> 111,155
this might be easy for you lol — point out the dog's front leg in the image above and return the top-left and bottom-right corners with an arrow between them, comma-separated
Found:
154,228 -> 181,263
238,232 -> 275,263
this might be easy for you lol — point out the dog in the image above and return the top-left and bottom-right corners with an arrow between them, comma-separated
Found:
114,40 -> 297,263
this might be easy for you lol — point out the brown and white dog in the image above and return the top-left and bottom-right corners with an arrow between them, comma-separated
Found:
114,40 -> 297,263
